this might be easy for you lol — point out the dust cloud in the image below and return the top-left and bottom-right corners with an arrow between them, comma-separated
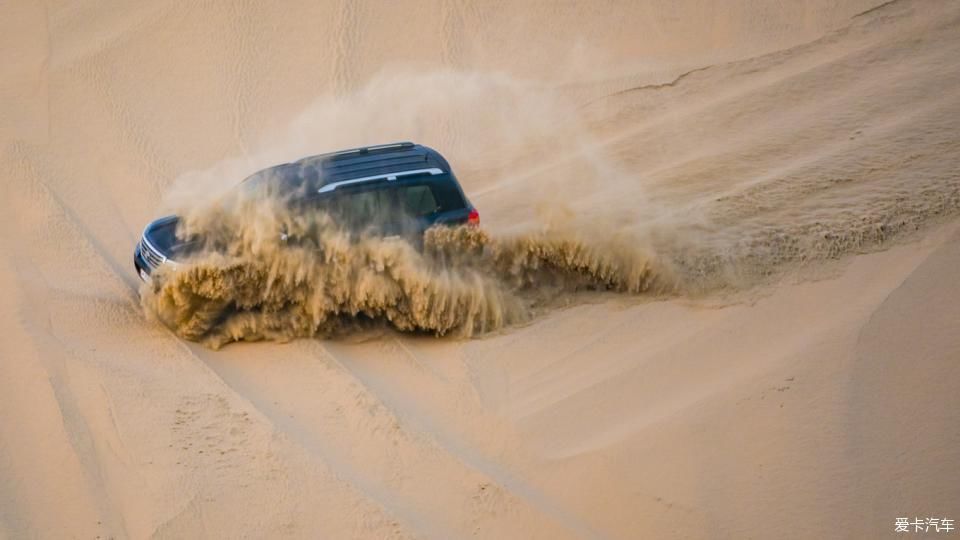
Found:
142,71 -> 676,348
142,63 -> 960,347
140,187 -> 668,348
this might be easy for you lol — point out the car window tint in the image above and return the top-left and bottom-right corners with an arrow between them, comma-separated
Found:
427,180 -> 466,212
399,185 -> 438,216
311,175 -> 466,229
318,188 -> 389,227
343,190 -> 380,221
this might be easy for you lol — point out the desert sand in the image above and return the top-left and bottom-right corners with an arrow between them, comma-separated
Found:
1,0 -> 959,538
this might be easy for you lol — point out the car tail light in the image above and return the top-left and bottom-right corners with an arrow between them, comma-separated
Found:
468,208 -> 480,227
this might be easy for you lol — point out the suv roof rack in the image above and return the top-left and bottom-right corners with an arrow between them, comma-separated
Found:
260,142 -> 451,187
326,141 -> 416,159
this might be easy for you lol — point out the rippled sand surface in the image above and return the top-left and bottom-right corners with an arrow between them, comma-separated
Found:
1,1 -> 958,538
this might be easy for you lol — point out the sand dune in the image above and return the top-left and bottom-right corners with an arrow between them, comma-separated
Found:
1,0 -> 959,538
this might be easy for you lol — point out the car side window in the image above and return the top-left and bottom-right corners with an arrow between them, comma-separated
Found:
314,188 -> 387,227
311,177 -> 460,229
426,180 -> 466,212
398,185 -> 438,217
343,190 -> 380,221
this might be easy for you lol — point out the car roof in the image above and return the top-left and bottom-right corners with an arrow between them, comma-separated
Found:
241,142 -> 453,193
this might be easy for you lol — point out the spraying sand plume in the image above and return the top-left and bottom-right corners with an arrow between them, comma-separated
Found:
140,194 -> 667,348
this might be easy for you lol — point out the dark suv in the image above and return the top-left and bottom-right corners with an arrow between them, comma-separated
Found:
134,142 -> 478,282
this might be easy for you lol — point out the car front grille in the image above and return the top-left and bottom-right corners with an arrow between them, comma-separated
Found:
139,236 -> 166,269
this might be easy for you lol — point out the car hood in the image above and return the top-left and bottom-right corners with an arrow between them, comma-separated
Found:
144,215 -> 198,260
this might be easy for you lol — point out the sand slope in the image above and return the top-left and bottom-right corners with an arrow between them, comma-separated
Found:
1,0 -> 959,538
